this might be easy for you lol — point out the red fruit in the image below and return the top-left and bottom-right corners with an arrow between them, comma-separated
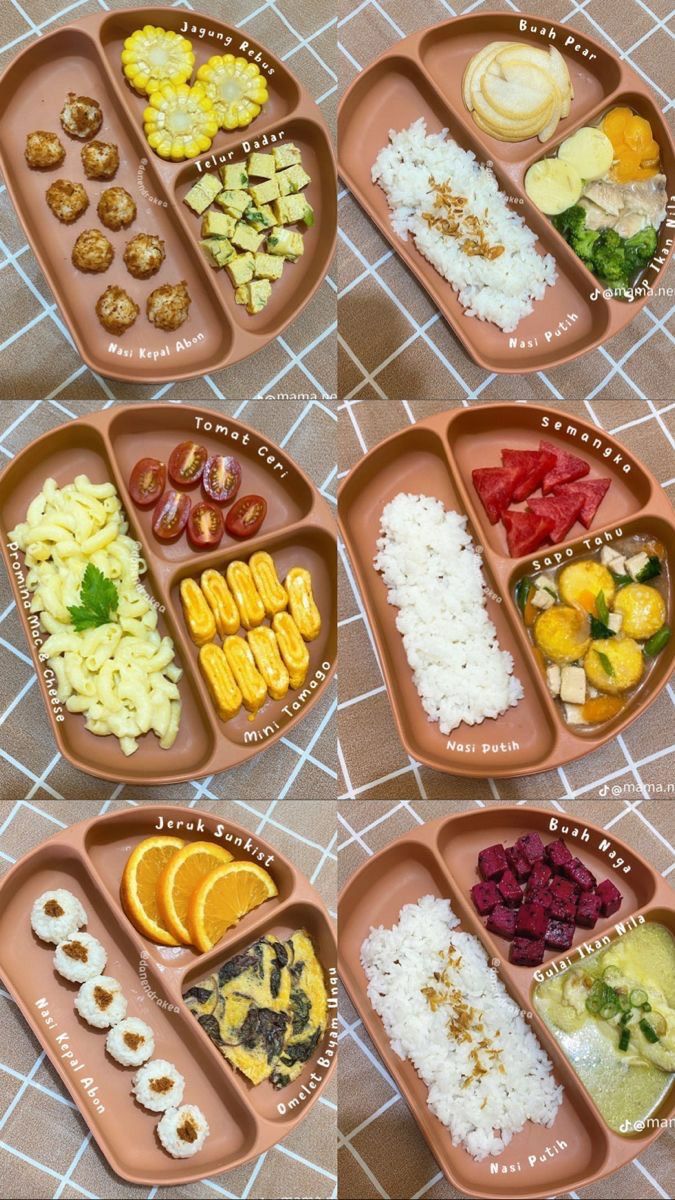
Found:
472,466 -> 520,524
152,490 -> 191,540
168,441 -> 207,488
553,478 -> 611,529
527,492 -> 585,544
502,509 -> 555,557
540,440 -> 590,494
501,448 -> 557,501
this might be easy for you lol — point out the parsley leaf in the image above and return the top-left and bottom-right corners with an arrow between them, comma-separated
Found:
68,564 -> 119,632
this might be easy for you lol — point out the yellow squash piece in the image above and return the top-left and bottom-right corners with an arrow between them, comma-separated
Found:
534,604 -> 591,665
200,568 -> 240,637
122,25 -> 195,96
196,54 -> 268,131
272,611 -> 309,689
249,551 -> 288,616
144,82 -> 218,161
199,642 -> 242,721
180,577 -> 217,646
584,636 -> 644,695
248,625 -> 290,701
226,560 -> 265,630
285,567 -> 321,641
613,583 -> 666,640
223,635 -> 267,714
559,561 -> 616,613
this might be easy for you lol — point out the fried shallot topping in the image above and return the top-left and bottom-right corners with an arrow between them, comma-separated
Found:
420,944 -> 503,1089
423,178 -> 505,260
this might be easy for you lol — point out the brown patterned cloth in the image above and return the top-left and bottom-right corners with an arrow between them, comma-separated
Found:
338,399 -> 675,800
0,400 -> 337,801
338,798 -> 675,1200
0,798 -> 336,1199
0,0 -> 336,400
337,0 -> 675,400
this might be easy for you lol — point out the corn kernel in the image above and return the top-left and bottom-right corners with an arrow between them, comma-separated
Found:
272,612 -> 309,689
285,567 -> 321,641
200,568 -> 240,638
248,626 -> 289,701
199,642 -> 242,721
223,636 -> 267,713
226,560 -> 265,630
249,551 -> 288,616
180,578 -> 216,646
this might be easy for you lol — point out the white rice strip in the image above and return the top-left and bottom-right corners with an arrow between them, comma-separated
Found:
372,118 -> 557,332
361,896 -> 563,1160
374,493 -> 523,733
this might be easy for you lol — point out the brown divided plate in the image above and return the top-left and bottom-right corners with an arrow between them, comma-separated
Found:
0,804 -> 337,1186
339,804 -> 675,1199
338,402 -> 674,778
0,6 -> 336,384
0,402 -> 336,784
337,12 -> 675,374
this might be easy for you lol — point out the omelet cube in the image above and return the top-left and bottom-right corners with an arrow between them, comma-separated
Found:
216,189 -> 250,217
244,202 -> 275,230
273,193 -> 313,225
200,237 -> 236,268
247,152 -> 276,178
184,173 -> 222,215
254,252 -> 284,280
232,221 -> 265,253
249,177 -> 280,206
277,163 -> 311,196
226,253 -> 255,287
272,143 -> 302,169
267,226 -> 304,259
221,162 -> 249,190
201,210 -> 236,238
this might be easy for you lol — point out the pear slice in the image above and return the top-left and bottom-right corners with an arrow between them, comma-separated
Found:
462,40 -> 510,112
482,61 -> 554,121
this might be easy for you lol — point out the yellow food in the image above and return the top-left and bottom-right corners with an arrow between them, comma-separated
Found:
71,228 -> 114,273
249,551 -> 288,616
120,835 -> 185,946
558,127 -> 614,181
581,695 -> 625,723
584,636 -> 644,694
196,54 -> 268,131
525,158 -> 583,215
272,612 -> 309,689
187,861 -> 278,952
223,635 -> 267,714
199,642 -> 242,721
157,840 -> 234,945
143,82 -> 218,161
285,567 -> 321,641
180,577 -> 216,646
200,568 -> 240,637
613,583 -> 666,640
25,130 -> 65,169
226,560 -> 265,630
559,561 -> 616,612
248,625 -> 290,701
122,26 -> 195,95
534,604 -> 591,664
601,106 -> 660,182
463,40 -> 572,143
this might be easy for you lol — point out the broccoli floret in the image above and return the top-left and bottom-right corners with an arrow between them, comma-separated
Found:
552,205 -> 587,241
592,229 -> 630,289
623,225 -> 657,274
572,227 -> 601,263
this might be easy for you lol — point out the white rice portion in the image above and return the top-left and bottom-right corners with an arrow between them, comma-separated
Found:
133,1059 -> 185,1112
106,1016 -> 155,1067
372,119 -> 557,332
157,1104 -> 209,1158
31,889 -> 87,944
361,896 -> 563,1160
374,493 -> 523,733
54,932 -> 107,983
75,975 -> 127,1028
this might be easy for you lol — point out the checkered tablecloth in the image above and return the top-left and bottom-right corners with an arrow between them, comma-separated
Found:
337,797 -> 675,1200
337,0 -> 675,400
0,399 -> 337,801
0,0 -> 336,401
0,798 -> 337,1199
338,399 -> 675,801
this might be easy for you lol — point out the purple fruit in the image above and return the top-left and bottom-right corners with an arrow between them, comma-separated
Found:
527,886 -> 553,912
545,837 -> 574,871
550,895 -> 577,922
527,862 -> 552,892
498,869 -> 523,908
515,832 -> 545,865
510,936 -> 545,966
516,902 -> 549,940
505,845 -> 532,881
471,881 -> 501,915
563,857 -> 596,892
487,904 -> 517,940
550,875 -> 578,902
545,919 -> 575,951
576,891 -> 602,928
596,879 -> 623,917
478,843 -> 508,882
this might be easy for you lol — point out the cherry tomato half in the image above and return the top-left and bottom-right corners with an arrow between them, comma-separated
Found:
225,494 -> 267,540
187,501 -> 224,550
129,457 -> 166,508
168,441 -> 207,488
152,490 -> 191,541
202,454 -> 241,504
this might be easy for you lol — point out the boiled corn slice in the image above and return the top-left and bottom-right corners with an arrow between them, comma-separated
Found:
223,636 -> 267,713
249,551 -> 288,616
196,54 -> 268,131
199,642 -> 242,721
122,25 -> 195,96
272,612 -> 309,689
180,578 -> 216,646
226,560 -> 265,630
200,569 -> 240,638
144,82 -> 218,161
285,567 -> 321,641
247,626 -> 289,701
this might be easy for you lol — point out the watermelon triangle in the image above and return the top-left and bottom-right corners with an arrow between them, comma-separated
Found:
502,508 -> 555,557
527,492 -> 585,544
553,478 -> 611,528
472,466 -> 520,524
540,440 -> 590,494
501,448 -> 557,502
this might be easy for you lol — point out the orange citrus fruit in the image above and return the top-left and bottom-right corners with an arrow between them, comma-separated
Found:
120,835 -> 185,946
187,862 -> 278,952
157,840 -> 234,945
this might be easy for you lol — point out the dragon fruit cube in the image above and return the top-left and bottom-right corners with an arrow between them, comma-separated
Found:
595,878 -> 623,917
550,875 -> 578,902
527,886 -> 553,911
564,857 -> 596,892
471,881 -> 501,915
487,904 -> 517,940
510,936 -> 545,966
498,869 -> 523,908
545,919 -> 575,951
515,832 -> 545,865
478,843 -> 508,881
576,891 -> 602,928
527,862 -> 552,892
505,845 -> 532,880
545,837 -> 574,871
516,902 -> 549,939
550,895 -> 577,922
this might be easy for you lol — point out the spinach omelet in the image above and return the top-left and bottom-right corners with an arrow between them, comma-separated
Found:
183,929 -> 327,1088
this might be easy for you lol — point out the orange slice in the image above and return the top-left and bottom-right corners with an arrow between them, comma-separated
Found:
187,861 -> 278,952
121,835 -> 185,946
158,840 -> 234,945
